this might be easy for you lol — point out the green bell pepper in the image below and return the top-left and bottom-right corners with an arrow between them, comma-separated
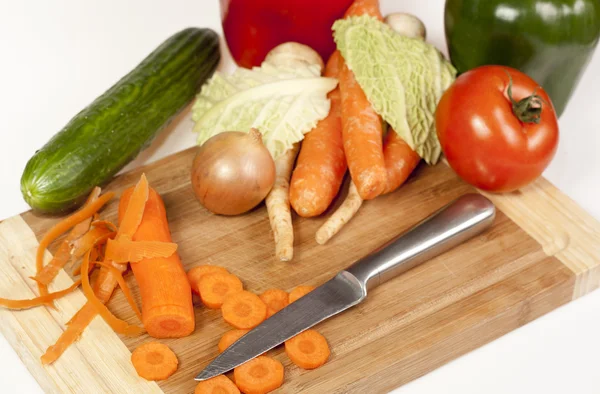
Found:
445,0 -> 600,116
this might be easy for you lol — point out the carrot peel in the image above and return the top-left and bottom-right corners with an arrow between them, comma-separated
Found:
81,248 -> 144,336
0,280 -> 81,310
104,238 -> 178,263
117,173 -> 149,240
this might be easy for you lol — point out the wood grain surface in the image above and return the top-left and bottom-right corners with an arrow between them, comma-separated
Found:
4,146 -> 592,393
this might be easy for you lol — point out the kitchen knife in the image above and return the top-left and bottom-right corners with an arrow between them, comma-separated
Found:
195,193 -> 495,381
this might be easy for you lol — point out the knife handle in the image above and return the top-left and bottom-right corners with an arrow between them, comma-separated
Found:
345,193 -> 495,292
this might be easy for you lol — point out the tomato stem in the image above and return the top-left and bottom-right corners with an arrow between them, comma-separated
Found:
505,70 -> 546,124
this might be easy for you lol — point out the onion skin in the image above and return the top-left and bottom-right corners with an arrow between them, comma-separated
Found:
191,130 -> 276,215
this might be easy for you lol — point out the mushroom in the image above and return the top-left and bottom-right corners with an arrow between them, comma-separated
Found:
385,13 -> 427,41
263,42 -> 324,72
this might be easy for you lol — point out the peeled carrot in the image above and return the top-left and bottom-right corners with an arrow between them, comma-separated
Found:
218,329 -> 250,353
198,272 -> 244,309
382,130 -> 421,194
290,51 -> 347,217
259,289 -> 289,318
288,285 -> 316,304
119,185 -> 194,338
0,280 -> 81,310
104,238 -> 178,263
187,265 -> 229,294
285,329 -> 330,370
131,342 -> 178,381
35,191 -> 114,300
233,355 -> 284,394
195,375 -> 240,394
32,188 -> 101,286
221,291 -> 267,329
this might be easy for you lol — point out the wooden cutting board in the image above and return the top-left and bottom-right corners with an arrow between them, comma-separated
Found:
1,144 -> 599,393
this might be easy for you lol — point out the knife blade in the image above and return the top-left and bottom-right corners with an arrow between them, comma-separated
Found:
195,193 -> 495,381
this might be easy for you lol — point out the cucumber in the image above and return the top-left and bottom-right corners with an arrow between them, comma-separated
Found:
21,27 -> 220,213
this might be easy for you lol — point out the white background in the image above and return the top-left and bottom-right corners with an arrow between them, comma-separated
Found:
0,0 -> 599,393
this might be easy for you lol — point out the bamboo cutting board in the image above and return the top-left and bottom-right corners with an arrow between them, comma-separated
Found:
1,145 -> 600,393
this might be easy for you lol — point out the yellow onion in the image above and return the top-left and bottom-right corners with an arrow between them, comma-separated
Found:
191,129 -> 276,215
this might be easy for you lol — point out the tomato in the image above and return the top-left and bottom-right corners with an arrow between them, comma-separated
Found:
436,65 -> 559,192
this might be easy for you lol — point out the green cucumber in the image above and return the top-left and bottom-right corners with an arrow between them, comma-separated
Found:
21,27 -> 220,213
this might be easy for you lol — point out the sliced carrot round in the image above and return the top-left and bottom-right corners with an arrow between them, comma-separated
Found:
288,285 -> 315,304
199,272 -> 243,309
131,342 -> 178,381
218,329 -> 250,353
285,329 -> 330,370
195,375 -> 240,394
233,356 -> 284,394
259,289 -> 289,318
221,291 -> 267,329
187,265 -> 229,294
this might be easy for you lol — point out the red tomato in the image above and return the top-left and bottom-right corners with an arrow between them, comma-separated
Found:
436,65 -> 559,192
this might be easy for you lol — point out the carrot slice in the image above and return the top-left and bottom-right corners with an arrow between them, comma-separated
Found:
259,289 -> 289,318
285,329 -> 330,369
233,356 -> 284,394
0,280 -> 81,310
81,248 -> 144,336
187,265 -> 229,294
94,260 -> 142,321
221,291 -> 267,329
195,375 -> 240,394
35,191 -> 114,299
288,286 -> 316,304
218,329 -> 250,353
131,342 -> 178,381
117,173 -> 149,240
104,238 -> 178,263
199,272 -> 244,309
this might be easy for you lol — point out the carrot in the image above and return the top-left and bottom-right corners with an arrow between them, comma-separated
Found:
195,375 -> 240,394
35,190 -> 114,300
199,272 -> 244,309
117,173 -> 149,240
233,355 -> 284,394
259,289 -> 289,318
344,0 -> 383,19
91,219 -> 118,232
265,144 -> 300,261
93,260 -> 142,321
289,51 -> 347,217
131,342 -> 178,381
288,285 -> 316,304
187,265 -> 229,294
218,329 -> 250,353
31,188 -> 101,286
382,130 -> 421,194
315,181 -> 363,244
81,248 -> 144,336
104,238 -> 178,263
221,291 -> 267,329
119,185 -> 195,338
0,280 -> 81,310
338,63 -> 387,201
285,329 -> 330,370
